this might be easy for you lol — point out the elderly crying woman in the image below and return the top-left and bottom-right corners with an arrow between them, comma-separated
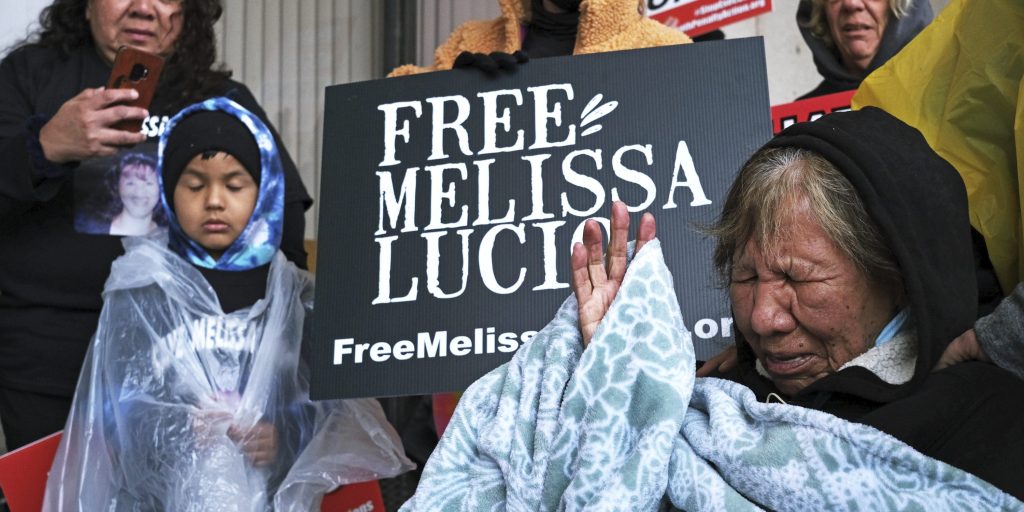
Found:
582,107 -> 1024,501
402,107 -> 1024,510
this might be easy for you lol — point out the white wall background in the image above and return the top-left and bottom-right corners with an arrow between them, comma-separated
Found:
0,0 -> 52,52
214,0 -> 382,239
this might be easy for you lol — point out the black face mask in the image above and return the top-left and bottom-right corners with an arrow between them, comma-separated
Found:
531,0 -> 581,32
525,0 -> 580,57
547,0 -> 581,11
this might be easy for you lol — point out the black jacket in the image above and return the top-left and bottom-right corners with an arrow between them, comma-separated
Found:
717,107 -> 1024,500
0,44 -> 312,396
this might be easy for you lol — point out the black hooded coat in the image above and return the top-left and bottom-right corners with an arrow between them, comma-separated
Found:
716,107 -> 1024,500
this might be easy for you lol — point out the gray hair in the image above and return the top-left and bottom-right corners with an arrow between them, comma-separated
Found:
805,0 -> 915,48
709,147 -> 903,300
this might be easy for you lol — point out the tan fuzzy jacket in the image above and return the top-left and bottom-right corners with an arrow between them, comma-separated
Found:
389,0 -> 691,76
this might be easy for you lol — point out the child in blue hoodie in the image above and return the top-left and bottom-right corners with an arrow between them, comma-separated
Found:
44,98 -> 411,512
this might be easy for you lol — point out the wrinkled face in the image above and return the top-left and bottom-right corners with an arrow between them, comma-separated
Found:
87,0 -> 184,64
729,196 -> 897,396
173,152 -> 258,259
826,0 -> 889,74
118,162 -> 159,218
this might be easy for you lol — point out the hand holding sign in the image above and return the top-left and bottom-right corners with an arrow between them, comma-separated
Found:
571,201 -> 655,347
453,50 -> 530,74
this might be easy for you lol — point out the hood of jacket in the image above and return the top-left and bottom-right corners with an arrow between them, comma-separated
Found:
796,0 -> 933,91
157,97 -> 286,271
733,107 -> 977,404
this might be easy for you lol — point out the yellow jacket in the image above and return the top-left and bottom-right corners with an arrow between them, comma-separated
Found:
389,0 -> 691,76
854,0 -> 1024,291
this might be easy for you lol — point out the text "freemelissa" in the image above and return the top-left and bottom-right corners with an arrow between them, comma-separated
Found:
334,327 -> 538,365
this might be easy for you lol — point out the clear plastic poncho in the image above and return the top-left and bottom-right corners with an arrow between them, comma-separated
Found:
43,236 -> 413,511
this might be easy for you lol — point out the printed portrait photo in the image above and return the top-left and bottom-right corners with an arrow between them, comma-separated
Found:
74,144 -> 168,237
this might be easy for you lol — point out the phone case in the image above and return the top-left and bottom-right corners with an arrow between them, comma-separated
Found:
106,47 -> 165,133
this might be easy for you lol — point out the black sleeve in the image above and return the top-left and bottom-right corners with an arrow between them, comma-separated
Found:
222,83 -> 314,269
280,197 -> 309,270
972,227 -> 1004,317
858,362 -> 1024,501
0,48 -> 71,221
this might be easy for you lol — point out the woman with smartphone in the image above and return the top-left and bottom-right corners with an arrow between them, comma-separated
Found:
0,0 -> 313,450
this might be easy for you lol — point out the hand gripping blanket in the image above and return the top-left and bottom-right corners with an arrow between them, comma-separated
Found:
402,240 -> 1023,511
44,237 -> 413,511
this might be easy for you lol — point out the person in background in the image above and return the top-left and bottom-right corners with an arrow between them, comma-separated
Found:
797,0 -> 932,99
389,0 -> 691,76
0,0 -> 312,450
853,0 -> 1024,384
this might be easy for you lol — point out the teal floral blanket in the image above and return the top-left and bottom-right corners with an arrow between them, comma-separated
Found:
401,241 -> 1022,511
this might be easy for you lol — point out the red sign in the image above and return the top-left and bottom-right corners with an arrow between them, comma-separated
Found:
320,480 -> 385,512
770,90 -> 856,134
648,0 -> 773,37
0,431 -> 63,512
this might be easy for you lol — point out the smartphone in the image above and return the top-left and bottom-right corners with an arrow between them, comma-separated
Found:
106,47 -> 165,133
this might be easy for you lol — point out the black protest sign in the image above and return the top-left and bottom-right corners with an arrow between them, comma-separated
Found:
311,39 -> 770,399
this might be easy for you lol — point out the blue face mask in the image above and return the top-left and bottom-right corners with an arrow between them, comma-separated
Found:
157,97 -> 285,271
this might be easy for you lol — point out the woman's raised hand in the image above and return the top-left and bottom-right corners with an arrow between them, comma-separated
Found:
571,201 -> 656,347
39,87 -> 148,163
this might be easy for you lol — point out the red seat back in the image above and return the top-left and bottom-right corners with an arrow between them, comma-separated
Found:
320,480 -> 385,511
433,392 -> 461,437
0,431 -> 63,512
0,431 -> 382,512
